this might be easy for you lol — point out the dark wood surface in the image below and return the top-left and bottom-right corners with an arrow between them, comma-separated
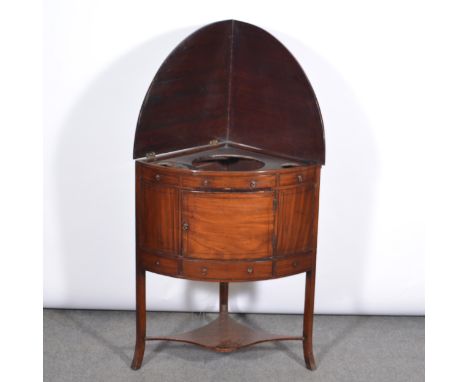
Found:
131,19 -> 324,372
133,21 -> 230,159
229,21 -> 325,163
133,20 -> 325,164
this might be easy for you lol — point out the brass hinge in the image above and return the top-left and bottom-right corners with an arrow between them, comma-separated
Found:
145,151 -> 157,161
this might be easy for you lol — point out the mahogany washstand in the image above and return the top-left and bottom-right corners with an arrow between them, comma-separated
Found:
131,20 -> 325,370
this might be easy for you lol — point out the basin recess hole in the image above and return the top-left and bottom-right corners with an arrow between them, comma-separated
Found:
281,162 -> 300,168
192,155 -> 265,171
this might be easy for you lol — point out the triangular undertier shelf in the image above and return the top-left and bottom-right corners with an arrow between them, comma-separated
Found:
133,20 -> 325,164
145,312 -> 303,352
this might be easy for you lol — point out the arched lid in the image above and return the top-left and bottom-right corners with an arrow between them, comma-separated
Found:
134,20 -> 325,164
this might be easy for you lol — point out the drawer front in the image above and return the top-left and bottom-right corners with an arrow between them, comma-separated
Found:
182,259 -> 272,281
181,174 -> 276,190
278,167 -> 317,187
139,164 -> 179,186
140,252 -> 179,276
275,254 -> 314,277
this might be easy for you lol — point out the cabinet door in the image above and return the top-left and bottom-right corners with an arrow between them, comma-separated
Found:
276,184 -> 316,256
181,191 -> 274,260
137,181 -> 179,254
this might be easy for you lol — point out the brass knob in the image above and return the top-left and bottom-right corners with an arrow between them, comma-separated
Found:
182,222 -> 189,231
201,267 -> 208,275
155,260 -> 160,266
250,180 -> 257,189
155,174 -> 161,181
203,179 -> 209,186
292,261 -> 298,268
297,174 -> 303,183
247,267 -> 253,274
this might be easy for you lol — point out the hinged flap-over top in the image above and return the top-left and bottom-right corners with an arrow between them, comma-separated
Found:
133,20 -> 325,164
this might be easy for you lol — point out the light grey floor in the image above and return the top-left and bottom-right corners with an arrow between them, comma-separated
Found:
44,310 -> 424,382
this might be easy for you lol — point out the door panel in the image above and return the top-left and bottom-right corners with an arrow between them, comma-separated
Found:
182,191 -> 274,260
276,184 -> 315,255
137,181 -> 179,254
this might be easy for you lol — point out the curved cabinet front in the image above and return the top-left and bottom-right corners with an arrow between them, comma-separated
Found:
181,191 -> 274,260
135,161 -> 320,282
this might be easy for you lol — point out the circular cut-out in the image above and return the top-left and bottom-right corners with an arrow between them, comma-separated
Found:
192,155 -> 265,171
281,162 -> 300,168
155,161 -> 193,169
156,161 -> 176,167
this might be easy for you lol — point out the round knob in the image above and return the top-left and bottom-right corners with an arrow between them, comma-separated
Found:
203,179 -> 209,186
155,260 -> 160,266
182,222 -> 189,231
250,180 -> 257,189
155,174 -> 161,181
201,267 -> 208,275
292,261 -> 298,268
247,267 -> 253,274
297,175 -> 303,183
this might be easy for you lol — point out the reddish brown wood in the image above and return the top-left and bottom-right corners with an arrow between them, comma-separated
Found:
180,173 -> 276,189
138,183 -> 179,255
132,166 -> 146,370
140,251 -> 178,276
131,266 -> 146,370
303,169 -> 321,370
145,312 -> 303,353
278,167 -> 317,187
219,282 -> 228,313
275,253 -> 314,277
131,20 -> 325,371
139,164 -> 179,186
182,258 -> 273,281
133,154 -> 320,369
303,270 -> 317,370
276,183 -> 316,256
181,191 -> 274,260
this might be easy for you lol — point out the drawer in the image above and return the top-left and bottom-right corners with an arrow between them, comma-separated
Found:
140,252 -> 179,276
181,174 -> 276,190
139,164 -> 179,186
182,259 -> 272,281
275,254 -> 314,277
278,167 -> 317,187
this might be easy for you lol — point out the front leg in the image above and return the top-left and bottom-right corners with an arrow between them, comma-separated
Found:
131,266 -> 146,370
303,270 -> 316,370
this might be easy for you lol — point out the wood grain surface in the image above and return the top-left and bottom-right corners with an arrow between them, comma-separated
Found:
132,19 -> 324,371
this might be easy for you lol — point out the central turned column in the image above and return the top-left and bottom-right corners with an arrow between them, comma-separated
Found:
220,282 -> 229,313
